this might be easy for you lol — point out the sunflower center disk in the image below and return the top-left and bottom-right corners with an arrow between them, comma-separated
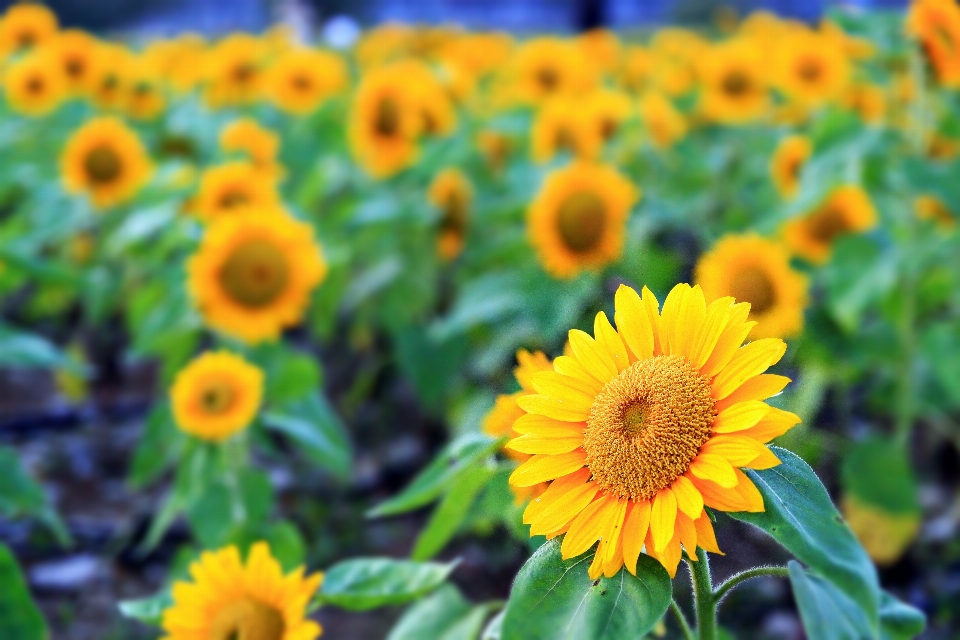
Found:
729,266 -> 776,315
375,97 -> 401,136
537,66 -> 559,91
198,379 -> 236,415
218,240 -> 290,309
721,70 -> 751,97
209,597 -> 285,640
807,206 -> 850,243
440,191 -> 468,234
26,77 -> 44,94
84,146 -> 122,184
556,191 -> 607,253
583,354 -> 716,501
798,58 -> 823,83
219,189 -> 250,209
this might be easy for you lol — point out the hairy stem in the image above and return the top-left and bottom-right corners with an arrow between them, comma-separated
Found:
670,599 -> 696,640
713,565 -> 790,605
689,548 -> 717,640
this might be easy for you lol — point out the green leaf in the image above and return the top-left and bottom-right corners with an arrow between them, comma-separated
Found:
841,439 -> 919,515
388,585 -> 492,640
0,544 -> 48,640
730,447 -> 880,631
0,324 -> 69,370
412,462 -> 496,561
923,321 -> 960,406
118,590 -> 172,626
482,609 -> 505,640
368,433 -> 502,517
254,343 -> 323,405
262,521 -> 306,571
129,404 -> 185,489
316,557 -> 458,611
263,392 -> 351,481
824,236 -> 895,333
0,447 -> 70,545
789,561 -> 875,640
879,592 -> 926,640
501,538 -> 672,640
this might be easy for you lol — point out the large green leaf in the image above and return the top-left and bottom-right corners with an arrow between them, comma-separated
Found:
263,392 -> 351,481
316,557 -> 457,611
0,544 -> 47,640
388,585 -> 492,640
500,538 -> 672,640
730,447 -> 880,629
412,463 -> 496,561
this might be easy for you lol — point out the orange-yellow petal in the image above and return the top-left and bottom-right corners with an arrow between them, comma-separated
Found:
523,468 -> 592,525
594,312 -> 630,373
713,401 -> 770,434
675,285 -> 707,360
694,512 -> 723,554
516,393 -> 591,422
621,500 -> 651,575
530,371 -> 600,406
701,435 -> 779,468
641,286 -> 663,356
676,511 -> 698,560
561,493 -> 619,558
614,284 -> 655,362
714,374 -> 791,413
507,434 -> 584,455
568,329 -> 618,382
700,303 -> 752,377
512,413 -> 586,437
650,487 -> 678,552
737,407 -> 801,442
713,338 -> 788,400
671,475 -> 704,519
688,453 -> 738,488
689,296 -> 735,369
509,450 -> 588,487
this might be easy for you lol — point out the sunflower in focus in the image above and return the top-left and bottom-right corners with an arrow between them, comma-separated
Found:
187,209 -> 327,343
0,3 -> 57,56
639,92 -> 687,149
220,118 -> 284,180
783,185 -> 878,263
914,195 -> 956,229
530,98 -> 603,163
61,117 -> 152,209
204,33 -> 266,108
161,542 -> 323,640
907,0 -> 960,88
775,30 -> 850,107
3,49 -> 66,116
695,234 -> 809,339
267,48 -> 348,115
770,135 -> 811,199
506,283 -> 800,578
698,39 -> 769,124
528,162 -> 639,279
50,29 -> 103,97
509,37 -> 594,105
194,162 -> 281,222
483,349 -> 554,503
349,66 -> 422,178
170,351 -> 264,442
428,168 -> 472,261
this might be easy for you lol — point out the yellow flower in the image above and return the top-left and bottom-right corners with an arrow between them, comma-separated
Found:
355,22 -> 414,69
907,0 -> 960,88
639,91 -> 687,149
170,351 -> 264,442
161,542 -> 323,640
60,117 -> 152,209
89,44 -> 131,112
124,60 -> 167,121
528,162 -> 639,279
770,135 -> 812,199
842,83 -> 887,125
220,118 -> 284,179
914,194 -> 956,228
783,185 -> 878,264
477,130 -> 512,173
3,49 -> 66,116
775,30 -> 850,107
187,209 -> 327,343
0,3 -> 58,57
695,234 -> 809,339
586,89 -> 634,143
577,28 -> 622,76
649,28 -> 708,97
698,39 -> 769,124
194,162 -> 281,222
820,19 -> 875,61
842,495 -> 920,566
619,45 -> 655,93
267,47 -> 348,115
506,283 -> 800,578
395,59 -> 457,137
49,29 -> 104,97
348,66 -> 422,178
428,169 -> 472,261
203,33 -> 266,108
509,37 -> 595,105
530,97 -> 603,163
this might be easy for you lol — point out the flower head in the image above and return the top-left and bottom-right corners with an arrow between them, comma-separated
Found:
171,351 -> 264,442
60,117 -> 152,209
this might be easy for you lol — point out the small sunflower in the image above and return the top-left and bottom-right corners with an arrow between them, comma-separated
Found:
639,91 -> 687,149
907,0 -> 960,88
50,29 -> 103,97
89,44 -> 131,111
220,118 -> 284,180
577,29 -> 622,75
194,162 -> 281,222
428,168 -> 472,261
842,83 -> 887,125
3,49 -> 67,116
0,3 -> 58,56
619,45 -> 655,93
506,283 -> 800,579
770,135 -> 812,199
170,351 -> 264,442
509,37 -> 594,105
783,185 -> 878,264
695,234 -> 809,339
914,195 -> 956,229
123,61 -> 167,121
267,47 -> 348,115
698,39 -> 769,124
528,162 -> 639,279
775,30 -> 850,107
348,66 -> 422,178
187,209 -> 327,343
60,117 -> 152,209
586,89 -> 634,143
477,130 -> 513,173
530,97 -> 603,164
204,33 -> 266,108
161,542 -> 323,640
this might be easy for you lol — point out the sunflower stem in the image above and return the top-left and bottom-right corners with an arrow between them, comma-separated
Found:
712,565 -> 790,605
690,547 -> 717,640
670,599 -> 696,640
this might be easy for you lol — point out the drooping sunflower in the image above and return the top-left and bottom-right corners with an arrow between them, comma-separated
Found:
506,283 -> 801,579
267,47 -> 348,115
203,33 -> 266,108
509,37 -> 595,105
170,351 -> 264,442
530,97 -> 603,163
187,209 -> 327,343
0,3 -> 58,57
348,66 -> 422,178
428,168 -> 472,261
698,39 -> 769,124
907,0 -> 960,88
914,194 -> 956,229
220,118 -> 284,180
695,234 -> 809,340
783,185 -> 878,264
770,135 -> 812,199
3,49 -> 67,116
639,91 -> 687,149
60,117 -> 152,209
50,29 -> 103,97
528,162 -> 639,279
194,162 -> 281,222
161,542 -> 323,640
775,30 -> 851,107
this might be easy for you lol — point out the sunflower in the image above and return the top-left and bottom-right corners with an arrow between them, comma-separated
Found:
477,130 -> 512,172
695,234 -> 809,339
187,209 -> 327,343
267,47 -> 348,115
783,185 -> 878,264
509,37 -> 595,105
484,349 -> 555,504
649,28 -> 708,97
220,118 -> 284,180
203,33 -> 266,108
123,61 -> 167,121
394,59 -> 457,137
50,29 -> 103,97
586,89 -> 634,143
528,162 -> 639,279
775,30 -> 850,107
506,283 -> 800,579
842,83 -> 886,125
170,351 -> 264,442
639,91 -> 687,149
577,29 -> 622,76
161,542 -> 323,640
428,168 -> 472,261
0,3 -> 58,57
698,39 -> 769,124
770,135 -> 812,199
60,117 -> 152,209
914,195 -> 956,228
907,0 -> 960,88
194,162 -> 281,222
348,66 -> 422,178
530,97 -> 603,163
619,45 -> 655,93
3,49 -> 67,116
89,44 -> 131,111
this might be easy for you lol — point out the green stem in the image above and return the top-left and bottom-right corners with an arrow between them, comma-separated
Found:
712,566 -> 790,605
689,548 -> 717,640
670,599 -> 696,640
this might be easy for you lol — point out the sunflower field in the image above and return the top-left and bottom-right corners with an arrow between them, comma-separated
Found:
1,1 -> 960,638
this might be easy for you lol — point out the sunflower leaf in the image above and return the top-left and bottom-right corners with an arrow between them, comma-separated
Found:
316,557 -> 458,611
0,544 -> 47,640
387,584 -> 494,640
412,461 -> 496,561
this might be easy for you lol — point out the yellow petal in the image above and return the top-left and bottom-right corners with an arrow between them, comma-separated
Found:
614,284 -> 654,362
658,283 -> 690,356
531,371 -> 600,407
713,401 -> 771,434
561,494 -> 618,558
701,435 -> 773,467
553,355 -> 605,390
713,339 -> 788,400
506,434 -> 583,455
601,498 -> 629,571
650,487 -> 677,552
588,544 -> 605,580
645,526 -> 681,578
568,329 -> 618,383
529,479 -> 600,536
641,286 -> 663,355
670,475 -> 704,519
746,446 -> 782,470
675,285 -> 707,360
700,303 -> 752,378
516,393 -> 591,422
714,374 -> 791,413
694,512 -> 723,554
689,296 -> 735,369
688,453 -> 738,488
621,500 -> 651,575
737,407 -> 802,442
602,524 -> 626,578
676,511 -> 698,560
509,451 -> 587,487
594,312 -> 629,373
513,413 -> 586,437
523,468 -> 591,525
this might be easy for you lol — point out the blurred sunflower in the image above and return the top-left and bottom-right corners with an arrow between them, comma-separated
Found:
170,351 -> 264,442
509,37 -> 594,104
61,117 -> 152,209
477,130 -> 513,173
123,62 -> 167,121
914,194 -> 956,228
89,44 -> 130,112
195,162 -> 281,222
619,45 -> 655,93
530,97 -> 602,163
783,185 -> 878,263
0,3 -> 57,56
775,30 -> 850,107
770,135 -> 812,199
842,83 -> 887,125
395,59 -> 457,137
577,28 -> 622,76
586,89 -> 634,143
267,47 -> 348,115
506,283 -> 799,578
428,169 -> 472,261
528,162 -> 639,279
907,0 -> 960,88
639,91 -> 687,149
698,39 -> 769,124
220,118 -> 284,180
49,29 -> 103,97
3,49 -> 66,116
187,209 -> 327,343
161,542 -> 323,640
162,33 -> 207,95
695,234 -> 809,339
649,28 -> 708,97
348,66 -> 422,178
204,33 -> 266,108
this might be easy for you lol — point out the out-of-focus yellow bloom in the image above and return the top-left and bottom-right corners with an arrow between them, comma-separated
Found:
509,37 -> 595,105
220,119 -> 283,179
775,29 -> 851,107
194,162 -> 281,222
439,31 -> 513,78
356,22 -> 415,69
820,19 -> 875,60
907,0 -> 960,88
394,59 -> 457,137
530,97 -> 603,163
639,91 -> 687,149
3,48 -> 66,116
89,43 -> 131,111
349,65 -> 423,178
61,117 -> 153,209
124,60 -> 166,121
0,3 -> 58,57
783,185 -> 877,263
928,134 -> 960,160
428,168 -> 472,261
698,39 -> 769,124
204,33 -> 266,108
914,195 -> 956,228
649,28 -> 708,97
770,135 -> 812,199
842,495 -> 920,566
586,89 -> 634,143
477,130 -> 512,172
267,47 -> 348,115
619,45 -> 655,93
50,29 -> 103,97
577,28 -> 622,76
842,83 -> 887,125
